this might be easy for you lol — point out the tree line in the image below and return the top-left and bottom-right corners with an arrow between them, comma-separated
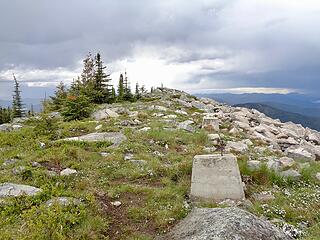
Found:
0,52 -> 151,124
50,52 -> 147,120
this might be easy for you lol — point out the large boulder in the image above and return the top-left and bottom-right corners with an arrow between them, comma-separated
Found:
92,108 -> 119,120
285,147 -> 316,161
163,207 -> 291,240
226,141 -> 249,153
0,183 -> 42,197
62,132 -> 127,147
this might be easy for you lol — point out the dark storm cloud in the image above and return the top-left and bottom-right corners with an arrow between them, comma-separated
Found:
0,0 -> 320,99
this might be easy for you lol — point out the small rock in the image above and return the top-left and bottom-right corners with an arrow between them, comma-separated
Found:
12,166 -> 26,175
175,109 -> 188,115
208,134 -> 220,141
279,169 -> 301,180
278,157 -> 295,168
253,192 -> 275,201
203,146 -> 217,153
95,124 -> 102,130
138,127 -> 151,132
226,141 -> 248,153
247,160 -> 262,170
100,152 -> 110,157
2,158 -> 18,166
177,120 -> 195,132
32,162 -> 41,167
40,142 -> 46,149
111,201 -> 122,207
124,153 -> 134,161
315,172 -> 320,181
47,170 -> 58,177
60,168 -> 77,176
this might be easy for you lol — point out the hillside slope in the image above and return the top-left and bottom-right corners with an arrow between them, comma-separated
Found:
234,103 -> 320,131
0,88 -> 319,239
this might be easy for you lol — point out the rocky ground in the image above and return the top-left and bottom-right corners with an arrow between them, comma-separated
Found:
0,88 -> 319,239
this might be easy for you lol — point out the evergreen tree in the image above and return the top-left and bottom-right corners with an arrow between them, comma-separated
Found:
69,77 -> 82,96
111,86 -> 116,103
61,95 -> 92,121
12,74 -> 25,118
50,81 -> 67,110
0,107 -> 12,124
81,53 -> 95,86
93,53 -> 112,103
123,71 -> 133,101
117,73 -> 124,101
135,82 -> 141,99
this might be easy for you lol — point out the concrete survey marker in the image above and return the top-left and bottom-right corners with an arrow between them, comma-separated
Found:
191,154 -> 245,201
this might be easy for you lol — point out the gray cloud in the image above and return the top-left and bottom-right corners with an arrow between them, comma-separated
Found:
0,0 -> 320,99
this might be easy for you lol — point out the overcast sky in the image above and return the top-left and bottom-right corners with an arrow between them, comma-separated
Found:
0,0 -> 320,99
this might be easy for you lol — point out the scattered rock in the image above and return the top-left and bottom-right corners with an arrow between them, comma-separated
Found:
285,147 -> 316,162
12,166 -> 26,175
163,207 -> 291,240
0,183 -> 42,197
95,124 -> 102,130
92,108 -> 119,120
138,127 -> 151,132
2,158 -> 18,166
32,161 -> 41,167
279,169 -> 301,180
226,141 -> 248,153
100,152 -> 110,157
247,160 -> 262,170
111,201 -> 122,207
175,109 -> 188,115
278,157 -> 295,168
253,192 -> 275,201
177,120 -> 195,132
60,168 -> 77,176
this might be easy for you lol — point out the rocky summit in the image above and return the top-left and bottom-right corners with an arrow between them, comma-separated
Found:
0,87 -> 319,239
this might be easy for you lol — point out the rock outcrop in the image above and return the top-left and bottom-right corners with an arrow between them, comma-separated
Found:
164,207 -> 292,240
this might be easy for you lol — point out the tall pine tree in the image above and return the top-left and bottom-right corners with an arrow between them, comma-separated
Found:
93,53 -> 112,103
135,82 -> 141,99
50,81 -> 67,110
12,74 -> 25,118
123,71 -> 133,101
117,73 -> 124,101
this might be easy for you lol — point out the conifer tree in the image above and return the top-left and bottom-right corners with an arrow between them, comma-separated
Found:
12,74 -> 25,118
117,73 -> 124,101
111,86 -> 116,102
50,81 -> 67,110
93,53 -> 112,103
81,53 -> 95,86
123,71 -> 133,101
135,82 -> 141,99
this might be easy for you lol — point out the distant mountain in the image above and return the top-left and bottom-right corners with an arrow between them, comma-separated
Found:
234,103 -> 320,131
197,93 -> 320,118
0,98 -> 43,112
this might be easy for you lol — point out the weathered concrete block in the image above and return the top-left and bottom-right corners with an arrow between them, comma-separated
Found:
202,116 -> 219,131
191,154 -> 245,201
